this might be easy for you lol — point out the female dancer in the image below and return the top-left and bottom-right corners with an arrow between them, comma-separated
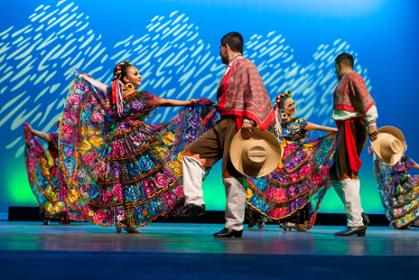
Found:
24,122 -> 84,224
246,91 -> 337,231
370,127 -> 419,229
59,61 -> 216,233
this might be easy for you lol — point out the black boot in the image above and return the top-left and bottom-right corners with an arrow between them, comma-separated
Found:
362,212 -> 370,226
213,228 -> 243,238
334,226 -> 366,237
179,204 -> 205,217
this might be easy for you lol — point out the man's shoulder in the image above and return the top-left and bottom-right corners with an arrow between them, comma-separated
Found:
345,71 -> 364,82
236,57 -> 258,72
237,57 -> 255,67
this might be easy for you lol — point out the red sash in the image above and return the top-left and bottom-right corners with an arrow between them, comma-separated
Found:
336,119 -> 362,174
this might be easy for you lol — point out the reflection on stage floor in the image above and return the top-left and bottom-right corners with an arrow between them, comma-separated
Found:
0,222 -> 417,279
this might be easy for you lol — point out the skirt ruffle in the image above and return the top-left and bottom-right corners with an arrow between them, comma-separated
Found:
245,133 -> 336,229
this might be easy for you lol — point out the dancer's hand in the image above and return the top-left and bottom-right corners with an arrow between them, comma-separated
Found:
241,122 -> 254,139
188,99 -> 198,105
368,123 -> 378,141
195,98 -> 214,106
24,123 -> 32,138
76,73 -> 93,80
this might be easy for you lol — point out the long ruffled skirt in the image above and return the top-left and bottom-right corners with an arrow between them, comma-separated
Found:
373,157 -> 419,228
24,123 -> 84,222
244,133 -> 336,229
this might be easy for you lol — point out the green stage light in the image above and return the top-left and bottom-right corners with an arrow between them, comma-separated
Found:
8,164 -> 37,204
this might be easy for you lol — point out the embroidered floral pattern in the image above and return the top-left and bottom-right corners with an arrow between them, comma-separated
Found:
372,155 -> 419,229
23,123 -> 85,222
245,121 -> 336,229
59,76 -> 216,226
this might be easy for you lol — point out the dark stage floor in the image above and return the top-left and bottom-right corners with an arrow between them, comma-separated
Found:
0,222 -> 418,279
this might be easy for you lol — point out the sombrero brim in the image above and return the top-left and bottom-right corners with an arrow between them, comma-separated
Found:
371,126 -> 406,166
377,126 -> 405,143
230,128 -> 282,177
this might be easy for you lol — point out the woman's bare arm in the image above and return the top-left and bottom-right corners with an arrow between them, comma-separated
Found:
158,98 -> 197,107
304,122 -> 338,133
28,124 -> 53,142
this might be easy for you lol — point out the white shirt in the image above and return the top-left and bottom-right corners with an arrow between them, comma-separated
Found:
332,105 -> 378,127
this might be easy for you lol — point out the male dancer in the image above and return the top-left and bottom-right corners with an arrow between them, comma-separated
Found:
331,53 -> 378,237
179,32 -> 274,238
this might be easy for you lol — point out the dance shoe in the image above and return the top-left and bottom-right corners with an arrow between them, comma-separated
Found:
116,222 -> 140,234
179,204 -> 205,217
334,226 -> 366,237
279,222 -> 307,232
125,225 -> 141,234
362,212 -> 370,226
213,228 -> 243,238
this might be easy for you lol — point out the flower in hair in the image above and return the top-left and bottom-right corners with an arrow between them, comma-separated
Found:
276,90 -> 292,105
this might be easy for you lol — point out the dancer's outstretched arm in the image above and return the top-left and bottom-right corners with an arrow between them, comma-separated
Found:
407,158 -> 419,170
27,124 -> 53,143
304,122 -> 337,133
158,98 -> 197,107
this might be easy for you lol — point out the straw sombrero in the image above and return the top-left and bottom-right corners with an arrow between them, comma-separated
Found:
371,126 -> 406,166
230,128 -> 282,178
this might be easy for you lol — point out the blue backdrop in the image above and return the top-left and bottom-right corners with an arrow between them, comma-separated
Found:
0,0 -> 418,214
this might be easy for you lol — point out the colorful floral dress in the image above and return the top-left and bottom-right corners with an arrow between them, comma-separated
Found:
245,117 -> 336,229
372,155 -> 419,229
59,76 -> 216,226
280,117 -> 309,142
24,123 -> 85,222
